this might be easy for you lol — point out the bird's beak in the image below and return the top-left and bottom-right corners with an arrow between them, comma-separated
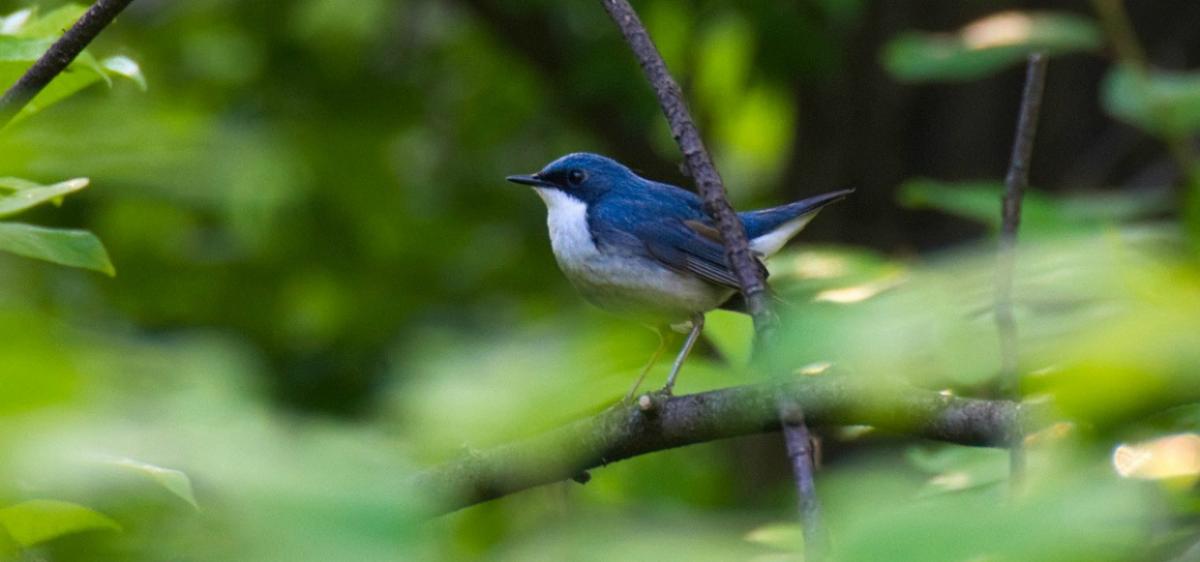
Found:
505,174 -> 554,188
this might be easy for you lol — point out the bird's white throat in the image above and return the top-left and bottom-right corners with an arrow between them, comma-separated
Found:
533,187 -> 599,263
532,186 -> 727,318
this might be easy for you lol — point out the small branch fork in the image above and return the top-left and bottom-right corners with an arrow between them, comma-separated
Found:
597,1 -> 821,556
0,0 -> 136,128
997,53 -> 1048,488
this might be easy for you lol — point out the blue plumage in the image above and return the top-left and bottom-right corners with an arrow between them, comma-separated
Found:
508,152 -> 850,299
506,152 -> 850,393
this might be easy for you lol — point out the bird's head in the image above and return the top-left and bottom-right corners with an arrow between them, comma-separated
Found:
506,152 -> 636,204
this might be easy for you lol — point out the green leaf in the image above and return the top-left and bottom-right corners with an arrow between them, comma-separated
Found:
0,526 -> 18,559
883,11 -> 1100,82
897,178 -> 1169,235
106,457 -> 199,509
0,8 -> 144,127
102,55 -> 147,90
899,179 -> 1044,229
1103,65 -> 1200,136
11,4 -> 88,38
0,500 -> 120,548
0,222 -> 114,275
0,42 -> 107,126
0,177 -> 88,217
0,36 -> 54,61
0,177 -> 41,192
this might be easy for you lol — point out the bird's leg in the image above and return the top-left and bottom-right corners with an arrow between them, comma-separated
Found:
625,327 -> 666,400
662,312 -> 704,395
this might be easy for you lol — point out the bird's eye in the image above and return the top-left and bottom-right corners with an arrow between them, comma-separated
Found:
567,169 -> 587,186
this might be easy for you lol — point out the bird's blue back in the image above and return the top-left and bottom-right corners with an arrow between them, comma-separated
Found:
586,168 -> 817,241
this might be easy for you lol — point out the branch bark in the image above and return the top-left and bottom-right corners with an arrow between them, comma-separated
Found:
779,401 -> 828,558
413,374 -> 1023,515
597,2 -> 821,555
997,53 -> 1048,487
598,0 -> 772,334
0,0 -> 135,128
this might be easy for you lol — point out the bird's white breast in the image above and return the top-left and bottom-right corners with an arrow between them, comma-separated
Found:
534,188 -> 600,266
533,188 -> 729,319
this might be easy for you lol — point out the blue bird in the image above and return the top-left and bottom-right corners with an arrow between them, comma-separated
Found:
507,153 -> 850,396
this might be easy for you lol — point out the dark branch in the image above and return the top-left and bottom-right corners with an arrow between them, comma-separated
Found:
779,402 -> 828,559
598,0 -> 773,335
0,0 -> 135,128
413,374 -> 1024,514
597,2 -> 825,553
997,53 -> 1048,487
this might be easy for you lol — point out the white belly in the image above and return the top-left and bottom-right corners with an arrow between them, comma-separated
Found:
534,188 -> 730,319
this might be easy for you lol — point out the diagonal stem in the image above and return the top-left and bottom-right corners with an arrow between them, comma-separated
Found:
598,0 -> 774,336
0,0 -> 136,128
598,1 -> 818,556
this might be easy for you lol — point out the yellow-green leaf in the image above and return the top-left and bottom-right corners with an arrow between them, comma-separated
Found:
0,500 -> 120,548
11,5 -> 89,38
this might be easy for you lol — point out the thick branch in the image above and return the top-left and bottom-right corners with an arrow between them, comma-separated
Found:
414,374 -> 1022,514
0,0 -> 135,128
599,0 -> 773,334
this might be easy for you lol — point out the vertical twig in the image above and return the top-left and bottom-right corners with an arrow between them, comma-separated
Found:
779,401 -> 827,558
997,53 -> 1048,488
0,0 -> 136,128
598,1 -> 821,557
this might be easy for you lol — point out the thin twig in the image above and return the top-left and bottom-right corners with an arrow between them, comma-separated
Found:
414,374 -> 1029,515
997,53 -> 1048,489
597,2 -> 822,555
0,0 -> 135,128
779,401 -> 827,558
598,0 -> 773,335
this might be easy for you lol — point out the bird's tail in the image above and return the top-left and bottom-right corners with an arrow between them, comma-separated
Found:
740,189 -> 854,256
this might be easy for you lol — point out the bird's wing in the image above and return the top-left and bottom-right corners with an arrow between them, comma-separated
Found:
588,191 -> 766,290
639,218 -> 767,290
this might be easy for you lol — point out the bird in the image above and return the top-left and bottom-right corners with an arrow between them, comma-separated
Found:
507,152 -> 850,397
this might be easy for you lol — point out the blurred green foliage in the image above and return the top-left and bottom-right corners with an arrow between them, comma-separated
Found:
883,11 -> 1101,82
0,0 -> 1198,560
